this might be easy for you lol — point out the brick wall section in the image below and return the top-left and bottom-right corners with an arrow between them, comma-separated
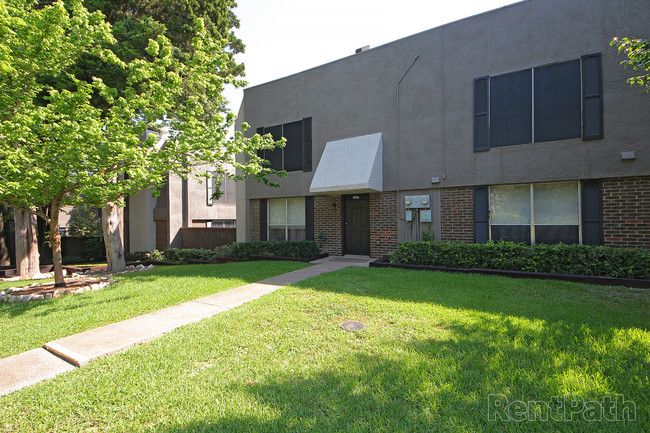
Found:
181,228 -> 236,249
440,187 -> 475,242
250,199 -> 260,241
314,195 -> 343,256
601,176 -> 650,248
370,192 -> 398,257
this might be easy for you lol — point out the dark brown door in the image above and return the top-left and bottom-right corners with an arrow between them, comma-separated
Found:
344,194 -> 370,255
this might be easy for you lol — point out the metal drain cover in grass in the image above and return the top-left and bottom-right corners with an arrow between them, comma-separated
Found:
339,321 -> 366,332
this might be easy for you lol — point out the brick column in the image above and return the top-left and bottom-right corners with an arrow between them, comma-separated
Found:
314,195 -> 343,256
602,176 -> 650,248
440,187 -> 474,243
370,192 -> 398,257
250,199 -> 260,241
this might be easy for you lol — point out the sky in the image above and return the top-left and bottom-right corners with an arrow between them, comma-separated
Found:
224,0 -> 521,113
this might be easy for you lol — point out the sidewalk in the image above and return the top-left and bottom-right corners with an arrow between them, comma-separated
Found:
0,256 -> 371,397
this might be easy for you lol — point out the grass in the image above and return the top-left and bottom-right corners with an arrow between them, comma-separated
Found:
1,267 -> 648,432
0,261 -> 309,358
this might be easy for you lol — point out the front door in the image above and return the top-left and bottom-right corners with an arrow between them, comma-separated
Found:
344,194 -> 370,255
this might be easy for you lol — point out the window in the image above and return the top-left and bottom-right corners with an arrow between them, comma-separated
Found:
207,172 -> 233,206
488,181 -> 580,245
257,117 -> 312,172
268,197 -> 306,240
206,171 -> 216,206
474,54 -> 603,151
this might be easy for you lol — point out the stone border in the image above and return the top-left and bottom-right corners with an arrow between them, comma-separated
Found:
1,277 -> 114,303
0,264 -> 156,303
369,257 -> 650,289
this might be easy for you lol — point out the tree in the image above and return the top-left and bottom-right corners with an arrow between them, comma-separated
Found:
0,0 -> 282,286
76,0 -> 246,272
611,37 -> 650,92
67,205 -> 101,236
0,205 -> 11,266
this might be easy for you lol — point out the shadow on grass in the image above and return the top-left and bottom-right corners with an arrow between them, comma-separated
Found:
295,268 -> 650,331
157,317 -> 646,432
0,262 -> 303,319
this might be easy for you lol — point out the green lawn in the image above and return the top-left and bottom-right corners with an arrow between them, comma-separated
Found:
1,267 -> 648,432
0,261 -> 309,358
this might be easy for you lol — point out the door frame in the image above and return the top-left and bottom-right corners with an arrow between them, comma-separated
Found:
343,193 -> 370,255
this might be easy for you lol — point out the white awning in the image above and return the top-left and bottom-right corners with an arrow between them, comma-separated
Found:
309,133 -> 383,194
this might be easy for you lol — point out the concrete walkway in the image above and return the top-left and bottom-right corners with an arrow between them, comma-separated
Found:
0,257 -> 370,397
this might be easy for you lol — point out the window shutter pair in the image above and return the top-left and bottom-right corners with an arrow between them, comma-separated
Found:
473,182 -> 602,245
473,53 -> 603,150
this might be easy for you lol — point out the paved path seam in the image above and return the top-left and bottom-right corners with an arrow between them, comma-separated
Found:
0,258 -> 369,397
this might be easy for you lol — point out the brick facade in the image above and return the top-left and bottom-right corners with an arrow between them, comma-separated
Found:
314,195 -> 343,256
250,199 -> 260,241
180,228 -> 236,249
601,176 -> 650,248
370,192 -> 398,257
440,187 -> 474,242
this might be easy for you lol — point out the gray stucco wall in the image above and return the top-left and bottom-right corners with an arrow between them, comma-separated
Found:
239,0 -> 649,201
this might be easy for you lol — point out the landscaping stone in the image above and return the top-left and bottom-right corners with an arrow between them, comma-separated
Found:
32,295 -> 44,301
339,321 -> 366,332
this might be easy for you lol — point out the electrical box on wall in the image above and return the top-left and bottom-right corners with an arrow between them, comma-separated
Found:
404,195 -> 430,209
405,209 -> 413,221
420,210 -> 432,223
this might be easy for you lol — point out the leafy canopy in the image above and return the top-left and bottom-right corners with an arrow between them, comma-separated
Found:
0,0 -> 281,217
611,37 -> 650,92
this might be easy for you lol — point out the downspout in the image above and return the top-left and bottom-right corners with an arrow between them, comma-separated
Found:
396,55 -> 420,221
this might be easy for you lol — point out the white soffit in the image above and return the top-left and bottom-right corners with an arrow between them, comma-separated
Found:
309,133 -> 383,194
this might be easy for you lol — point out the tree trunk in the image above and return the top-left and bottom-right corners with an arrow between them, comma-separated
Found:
0,206 -> 10,266
14,209 -> 40,279
103,203 -> 126,273
49,202 -> 66,287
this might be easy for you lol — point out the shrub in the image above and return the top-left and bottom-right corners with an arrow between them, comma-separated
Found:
228,240 -> 321,259
389,241 -> 650,279
124,241 -> 321,263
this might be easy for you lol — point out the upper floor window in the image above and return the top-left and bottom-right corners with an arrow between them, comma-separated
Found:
473,54 -> 602,151
257,117 -> 312,172
206,172 -> 234,206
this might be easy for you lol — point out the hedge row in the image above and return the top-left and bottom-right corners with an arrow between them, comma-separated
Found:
125,240 -> 321,263
389,241 -> 650,279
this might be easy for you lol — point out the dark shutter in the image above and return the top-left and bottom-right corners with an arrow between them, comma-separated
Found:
582,180 -> 601,245
256,127 -> 265,159
259,199 -> 268,241
473,77 -> 489,151
582,53 -> 603,140
282,120 -> 303,172
264,125 -> 283,171
305,196 -> 314,241
534,60 -> 581,142
474,186 -> 489,243
302,117 -> 312,171
490,69 -> 532,147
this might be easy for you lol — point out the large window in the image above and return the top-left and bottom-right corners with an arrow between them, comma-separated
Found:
257,117 -> 312,172
489,181 -> 580,245
474,54 -> 602,151
268,197 -> 306,241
